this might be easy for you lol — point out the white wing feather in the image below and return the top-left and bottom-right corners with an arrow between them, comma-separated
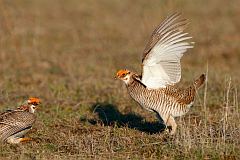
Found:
141,13 -> 194,89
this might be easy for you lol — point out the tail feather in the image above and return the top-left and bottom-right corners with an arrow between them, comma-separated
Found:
194,74 -> 206,89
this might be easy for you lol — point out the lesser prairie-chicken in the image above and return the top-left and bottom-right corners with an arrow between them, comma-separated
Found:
116,13 -> 205,135
0,97 -> 40,143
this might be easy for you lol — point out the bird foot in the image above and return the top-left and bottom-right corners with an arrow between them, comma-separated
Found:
19,137 -> 32,143
166,126 -> 176,135
6,137 -> 32,144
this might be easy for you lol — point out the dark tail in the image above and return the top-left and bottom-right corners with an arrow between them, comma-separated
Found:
194,74 -> 206,89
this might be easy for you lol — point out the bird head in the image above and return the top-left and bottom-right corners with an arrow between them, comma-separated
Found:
115,69 -> 132,84
27,97 -> 41,113
18,97 -> 41,113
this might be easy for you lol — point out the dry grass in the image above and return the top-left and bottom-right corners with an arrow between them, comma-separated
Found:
0,0 -> 239,159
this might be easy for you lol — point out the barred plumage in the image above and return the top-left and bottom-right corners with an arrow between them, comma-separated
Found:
0,110 -> 36,142
0,97 -> 40,143
116,13 -> 205,135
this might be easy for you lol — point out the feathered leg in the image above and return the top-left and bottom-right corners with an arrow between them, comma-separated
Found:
165,115 -> 177,135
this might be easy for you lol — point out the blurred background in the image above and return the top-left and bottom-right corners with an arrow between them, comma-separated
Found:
0,0 -> 239,159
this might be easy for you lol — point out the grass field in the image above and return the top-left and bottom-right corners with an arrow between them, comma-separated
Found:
0,0 -> 239,159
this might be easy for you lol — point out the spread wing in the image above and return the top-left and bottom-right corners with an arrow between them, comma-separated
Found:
0,111 -> 36,141
141,13 -> 194,89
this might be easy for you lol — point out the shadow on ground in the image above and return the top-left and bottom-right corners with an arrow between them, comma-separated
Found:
84,103 -> 166,134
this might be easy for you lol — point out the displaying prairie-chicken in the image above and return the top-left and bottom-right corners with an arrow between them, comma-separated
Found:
116,13 -> 205,135
0,97 -> 40,144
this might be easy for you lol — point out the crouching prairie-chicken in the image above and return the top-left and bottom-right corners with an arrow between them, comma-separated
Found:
0,97 -> 40,144
116,13 -> 205,135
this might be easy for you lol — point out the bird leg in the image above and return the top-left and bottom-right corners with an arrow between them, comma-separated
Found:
6,137 -> 32,144
165,115 -> 177,135
19,137 -> 32,143
154,111 -> 177,135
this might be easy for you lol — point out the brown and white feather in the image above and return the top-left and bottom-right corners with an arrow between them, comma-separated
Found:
0,110 -> 36,141
141,13 -> 194,89
116,13 -> 205,134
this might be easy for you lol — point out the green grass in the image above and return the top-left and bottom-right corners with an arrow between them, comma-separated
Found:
0,0 -> 239,159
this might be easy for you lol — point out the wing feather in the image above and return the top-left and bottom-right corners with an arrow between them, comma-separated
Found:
0,111 -> 36,141
141,13 -> 194,89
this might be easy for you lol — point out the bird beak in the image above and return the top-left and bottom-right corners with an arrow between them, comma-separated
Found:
36,102 -> 41,107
